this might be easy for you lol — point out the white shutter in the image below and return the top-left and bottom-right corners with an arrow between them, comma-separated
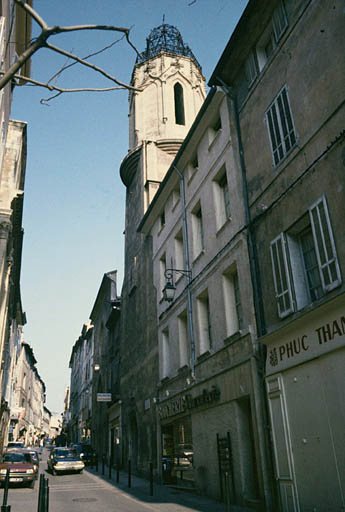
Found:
270,233 -> 294,317
309,196 -> 341,292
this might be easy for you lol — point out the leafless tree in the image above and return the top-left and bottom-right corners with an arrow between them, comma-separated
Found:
0,0 -> 142,100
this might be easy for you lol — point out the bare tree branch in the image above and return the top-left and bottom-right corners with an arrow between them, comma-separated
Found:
0,0 -> 141,94
47,34 -> 126,86
9,72 -> 126,92
46,42 -> 139,91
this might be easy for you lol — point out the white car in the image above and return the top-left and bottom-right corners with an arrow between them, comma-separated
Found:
47,447 -> 85,475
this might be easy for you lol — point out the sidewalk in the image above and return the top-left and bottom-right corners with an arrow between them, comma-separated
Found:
86,463 -> 255,512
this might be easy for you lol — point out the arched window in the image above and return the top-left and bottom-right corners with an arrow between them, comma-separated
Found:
174,83 -> 185,125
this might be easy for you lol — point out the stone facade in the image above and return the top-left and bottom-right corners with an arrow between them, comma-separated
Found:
10,342 -> 45,446
139,83 -> 274,508
210,0 -> 345,510
69,322 -> 94,444
90,271 -> 120,458
0,0 -> 33,451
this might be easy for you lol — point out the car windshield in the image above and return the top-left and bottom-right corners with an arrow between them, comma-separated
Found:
2,452 -> 32,463
54,449 -> 77,458
7,442 -> 24,448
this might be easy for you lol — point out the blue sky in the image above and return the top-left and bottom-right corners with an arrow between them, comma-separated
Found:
11,0 -> 248,412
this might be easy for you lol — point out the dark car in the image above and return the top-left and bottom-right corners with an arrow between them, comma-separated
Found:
0,451 -> 36,488
71,443 -> 96,466
47,447 -> 84,475
6,442 -> 25,450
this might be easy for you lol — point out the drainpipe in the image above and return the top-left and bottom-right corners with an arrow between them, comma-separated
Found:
217,78 -> 275,511
172,165 -> 195,379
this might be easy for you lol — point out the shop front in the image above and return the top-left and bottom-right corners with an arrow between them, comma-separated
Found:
161,415 -> 194,486
158,371 -> 263,505
263,294 -> 345,511
159,386 -> 221,488
108,402 -> 121,466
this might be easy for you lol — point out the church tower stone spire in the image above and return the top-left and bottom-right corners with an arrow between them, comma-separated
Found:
120,23 -> 206,210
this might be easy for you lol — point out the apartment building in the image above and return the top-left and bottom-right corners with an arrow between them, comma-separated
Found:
210,0 -> 345,509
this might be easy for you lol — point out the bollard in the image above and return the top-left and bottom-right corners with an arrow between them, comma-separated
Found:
44,477 -> 49,512
149,461 -> 153,496
102,455 -> 105,475
128,459 -> 131,488
116,457 -> 120,483
108,455 -> 112,480
2,468 -> 10,508
1,469 -> 11,512
96,455 -> 99,473
37,474 -> 43,512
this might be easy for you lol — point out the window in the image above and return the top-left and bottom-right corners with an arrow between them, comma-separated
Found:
270,233 -> 294,317
242,1 -> 288,88
245,51 -> 258,88
233,272 -> 243,330
208,115 -> 222,147
174,83 -> 185,125
266,86 -> 297,166
187,153 -> 198,182
270,196 -> 341,318
223,269 -> 243,336
160,209 -> 165,230
172,184 -> 180,209
272,1 -> 288,42
191,202 -> 204,259
174,229 -> 184,273
197,291 -> 212,355
256,25 -> 276,71
161,328 -> 170,379
178,311 -> 189,368
214,168 -> 231,229
160,253 -> 167,298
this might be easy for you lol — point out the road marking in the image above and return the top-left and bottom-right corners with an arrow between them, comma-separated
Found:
50,484 -> 109,492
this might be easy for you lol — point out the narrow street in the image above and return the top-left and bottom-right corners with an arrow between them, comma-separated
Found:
1,449 -> 228,512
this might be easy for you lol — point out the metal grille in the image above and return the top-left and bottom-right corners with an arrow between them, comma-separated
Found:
137,23 -> 202,72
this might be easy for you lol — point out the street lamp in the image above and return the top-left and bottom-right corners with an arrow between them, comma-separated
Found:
162,268 -> 192,302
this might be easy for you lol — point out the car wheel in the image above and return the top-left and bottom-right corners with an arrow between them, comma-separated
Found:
29,480 -> 35,489
52,468 -> 57,476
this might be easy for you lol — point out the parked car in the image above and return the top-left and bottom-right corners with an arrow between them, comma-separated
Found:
6,441 -> 24,450
71,443 -> 97,466
47,447 -> 84,475
21,449 -> 39,478
0,451 -> 36,488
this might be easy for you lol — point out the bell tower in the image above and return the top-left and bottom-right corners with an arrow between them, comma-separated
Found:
120,23 -> 206,211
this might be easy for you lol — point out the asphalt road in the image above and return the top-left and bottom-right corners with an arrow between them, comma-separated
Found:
1,448 -> 227,512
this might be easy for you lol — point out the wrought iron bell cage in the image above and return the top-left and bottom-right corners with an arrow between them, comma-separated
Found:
136,23 -> 202,72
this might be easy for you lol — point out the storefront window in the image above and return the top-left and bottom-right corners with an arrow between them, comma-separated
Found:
162,416 -> 194,486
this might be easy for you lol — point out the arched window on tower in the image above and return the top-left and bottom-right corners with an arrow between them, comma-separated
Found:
174,83 -> 185,125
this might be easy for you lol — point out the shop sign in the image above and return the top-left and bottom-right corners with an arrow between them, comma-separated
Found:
158,386 -> 220,420
97,393 -> 112,402
265,302 -> 345,375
